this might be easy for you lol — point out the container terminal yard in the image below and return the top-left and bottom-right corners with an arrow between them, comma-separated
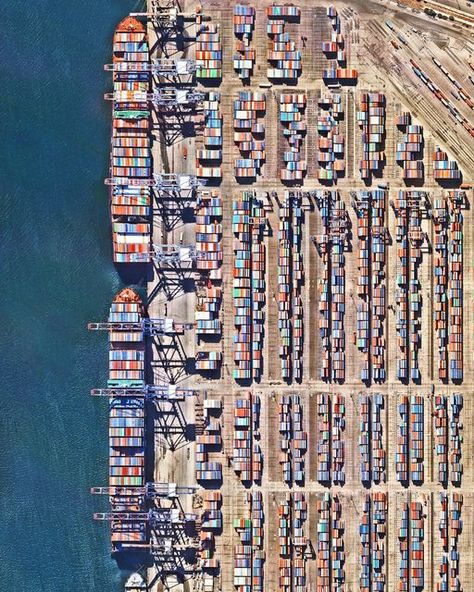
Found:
88,0 -> 474,591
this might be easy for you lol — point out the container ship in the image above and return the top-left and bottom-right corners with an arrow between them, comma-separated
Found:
109,18 -> 152,264
107,288 -> 148,552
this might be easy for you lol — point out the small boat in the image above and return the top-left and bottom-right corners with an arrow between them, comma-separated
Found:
125,572 -> 147,591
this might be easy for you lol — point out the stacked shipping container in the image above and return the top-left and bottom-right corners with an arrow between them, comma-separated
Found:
359,394 -> 386,484
317,93 -> 345,182
438,493 -> 463,592
360,493 -> 387,592
233,392 -> 262,484
233,191 -> 266,380
316,393 -> 345,484
266,5 -> 302,81
323,6 -> 358,82
233,5 -> 256,80
278,191 -> 304,381
197,92 -> 223,179
196,398 -> 223,482
279,394 -> 307,485
196,23 -> 222,80
278,492 -> 308,592
234,491 -> 265,592
315,190 -> 348,382
357,93 -> 386,180
234,92 -> 266,178
396,112 -> 424,181
280,94 -> 307,182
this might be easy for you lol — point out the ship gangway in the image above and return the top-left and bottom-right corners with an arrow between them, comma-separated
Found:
91,482 -> 196,498
87,317 -> 194,335
90,384 -> 201,400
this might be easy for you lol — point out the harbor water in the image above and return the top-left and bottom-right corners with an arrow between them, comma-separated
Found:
0,1 -> 145,590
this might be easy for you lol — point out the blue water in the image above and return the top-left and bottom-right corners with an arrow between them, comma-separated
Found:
0,1 -> 145,590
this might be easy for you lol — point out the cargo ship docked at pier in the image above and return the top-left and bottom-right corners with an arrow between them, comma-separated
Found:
108,17 -> 152,264
102,288 -> 149,552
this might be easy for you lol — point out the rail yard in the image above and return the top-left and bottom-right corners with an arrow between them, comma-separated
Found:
89,1 -> 474,591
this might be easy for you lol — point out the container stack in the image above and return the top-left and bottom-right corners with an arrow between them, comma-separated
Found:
233,6 -> 256,80
196,350 -> 222,372
434,395 -> 449,486
109,18 -> 152,263
315,393 -> 345,484
410,395 -> 424,484
279,394 -> 307,485
396,396 -> 409,483
317,94 -> 345,182
315,191 -> 348,382
396,118 -> 424,181
396,112 -> 411,128
278,191 -> 304,381
357,93 -> 386,180
432,198 -> 449,380
233,392 -> 262,484
196,23 -> 222,80
266,5 -> 302,81
279,493 -> 308,592
432,147 -> 462,182
394,192 -> 425,382
410,501 -> 424,591
234,491 -> 265,592
437,493 -> 463,592
360,493 -> 387,592
447,191 -> 463,382
197,92 -> 223,179
200,491 -> 222,571
359,394 -> 386,485
316,493 -> 345,592
332,394 -> 346,485
195,286 -> 222,336
195,190 -> 223,277
280,94 -> 307,181
322,7 -> 358,82
399,503 -> 409,592
234,92 -> 266,178
196,399 -> 223,482
232,191 -> 266,381
449,394 -> 463,485
353,189 -> 387,383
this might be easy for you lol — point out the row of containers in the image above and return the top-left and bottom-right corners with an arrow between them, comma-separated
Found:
233,5 -> 256,80
234,491 -> 265,592
317,493 -> 345,592
196,23 -> 222,80
195,190 -> 223,372
278,191 -> 304,381
433,147 -> 462,182
318,93 -> 345,182
395,112 -> 424,181
107,289 -> 147,551
396,395 -> 424,484
410,59 -> 474,140
199,490 -> 222,572
280,94 -> 307,182
433,191 -> 464,382
196,398 -> 223,483
357,93 -> 386,181
267,5 -> 302,81
359,394 -> 386,485
433,395 -> 463,486
316,393 -> 345,485
108,17 -> 152,263
233,391 -> 263,484
399,501 -> 424,592
393,192 -> 425,383
197,93 -> 223,180
438,493 -> 463,592
360,493 -> 387,592
353,188 -> 387,383
279,394 -> 307,485
314,190 -> 349,382
279,492 -> 308,592
234,92 -> 266,178
233,191 -> 266,381
323,6 -> 358,83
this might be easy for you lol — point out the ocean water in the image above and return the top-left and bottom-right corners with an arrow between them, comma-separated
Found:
0,1 -> 145,590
